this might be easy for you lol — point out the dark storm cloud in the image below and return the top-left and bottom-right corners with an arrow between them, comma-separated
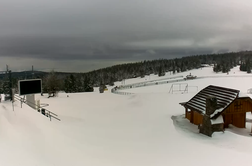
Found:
1,0 -> 252,71
0,36 -> 145,60
0,36 -> 218,61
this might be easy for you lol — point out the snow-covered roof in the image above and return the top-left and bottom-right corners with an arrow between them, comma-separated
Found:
238,92 -> 252,99
183,85 -> 239,115
211,115 -> 224,124
210,108 -> 224,118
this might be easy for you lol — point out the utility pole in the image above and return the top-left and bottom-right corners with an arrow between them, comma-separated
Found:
9,70 -> 12,101
32,65 -> 34,78
5,65 -> 12,101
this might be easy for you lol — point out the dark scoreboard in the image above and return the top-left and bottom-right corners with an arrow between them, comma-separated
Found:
18,79 -> 42,95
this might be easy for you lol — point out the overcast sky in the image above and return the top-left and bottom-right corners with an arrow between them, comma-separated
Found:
0,0 -> 252,72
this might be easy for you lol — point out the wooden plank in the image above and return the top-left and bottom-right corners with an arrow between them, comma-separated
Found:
192,111 -> 203,125
232,113 -> 245,128
188,113 -> 191,121
224,114 -> 232,128
247,101 -> 252,111
191,111 -> 194,123
224,99 -> 252,113
223,111 -> 249,115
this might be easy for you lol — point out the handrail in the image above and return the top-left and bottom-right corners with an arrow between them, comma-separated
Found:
14,95 -> 60,121
112,75 -> 198,95
113,73 -> 252,95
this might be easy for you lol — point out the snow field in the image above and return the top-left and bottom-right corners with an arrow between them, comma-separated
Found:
1,65 -> 252,165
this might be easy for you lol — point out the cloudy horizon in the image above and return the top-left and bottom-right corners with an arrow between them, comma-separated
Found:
1,0 -> 252,72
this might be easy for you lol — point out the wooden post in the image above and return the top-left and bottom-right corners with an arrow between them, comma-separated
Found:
251,123 -> 252,135
250,112 -> 252,135
190,111 -> 194,123
185,108 -> 188,118
49,111 -> 51,121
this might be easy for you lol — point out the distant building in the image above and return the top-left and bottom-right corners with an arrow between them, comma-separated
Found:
185,73 -> 197,80
180,85 -> 252,137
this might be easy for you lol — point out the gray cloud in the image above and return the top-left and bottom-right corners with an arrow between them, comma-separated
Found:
0,0 -> 252,72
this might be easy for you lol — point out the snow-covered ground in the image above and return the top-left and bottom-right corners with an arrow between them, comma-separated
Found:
1,65 -> 252,166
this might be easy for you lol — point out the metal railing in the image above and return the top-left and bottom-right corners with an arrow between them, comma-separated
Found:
120,75 -> 183,88
117,78 -> 185,90
112,90 -> 134,95
112,73 -> 252,95
197,75 -> 252,79
13,95 -> 61,121
111,88 -> 134,95
111,76 -> 186,95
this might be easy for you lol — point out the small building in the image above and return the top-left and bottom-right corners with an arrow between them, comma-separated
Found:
184,73 -> 197,80
180,85 -> 252,136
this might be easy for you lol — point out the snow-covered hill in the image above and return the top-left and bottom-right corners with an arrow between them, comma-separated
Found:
1,65 -> 252,166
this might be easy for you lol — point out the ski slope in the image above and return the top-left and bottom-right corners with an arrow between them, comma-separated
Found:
1,65 -> 252,166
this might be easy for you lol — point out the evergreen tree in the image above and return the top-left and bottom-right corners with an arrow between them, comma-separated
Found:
44,70 -> 60,97
240,62 -> 246,71
172,61 -> 176,74
83,76 -> 94,92
1,71 -> 12,100
64,76 -> 71,93
239,57 -> 251,73
246,58 -> 251,73
2,79 -> 9,96
158,65 -> 165,77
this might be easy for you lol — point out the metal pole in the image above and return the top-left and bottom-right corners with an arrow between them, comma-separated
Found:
32,65 -> 34,78
9,71 -> 12,101
12,100 -> 14,111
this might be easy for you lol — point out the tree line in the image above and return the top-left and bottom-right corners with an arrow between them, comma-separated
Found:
84,51 -> 252,85
0,50 -> 252,98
